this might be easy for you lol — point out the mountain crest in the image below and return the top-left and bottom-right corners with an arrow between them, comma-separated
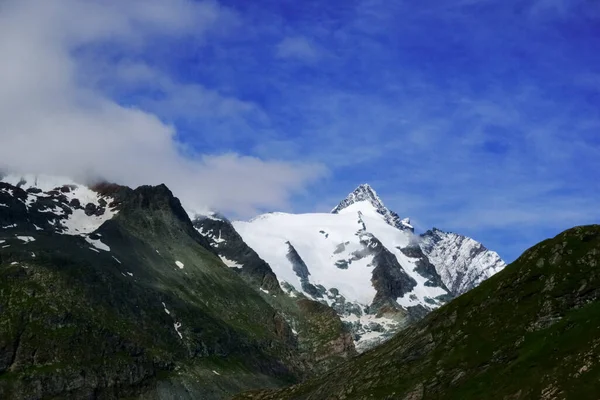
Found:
331,184 -> 413,232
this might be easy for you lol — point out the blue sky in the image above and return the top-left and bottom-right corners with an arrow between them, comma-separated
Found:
1,0 -> 599,261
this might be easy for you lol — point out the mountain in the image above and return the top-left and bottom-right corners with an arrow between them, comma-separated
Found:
0,175 -> 319,399
0,175 -> 508,398
236,225 -> 600,400
420,228 -> 506,295
196,184 -> 505,351
191,214 -> 356,373
331,184 -> 414,232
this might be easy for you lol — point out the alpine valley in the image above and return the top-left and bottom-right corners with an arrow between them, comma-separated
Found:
13,173 -> 594,400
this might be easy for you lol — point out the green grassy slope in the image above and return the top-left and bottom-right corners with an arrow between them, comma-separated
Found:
236,225 -> 600,400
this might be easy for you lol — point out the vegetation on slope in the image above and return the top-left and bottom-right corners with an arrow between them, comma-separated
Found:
0,183 -> 304,399
237,225 -> 600,399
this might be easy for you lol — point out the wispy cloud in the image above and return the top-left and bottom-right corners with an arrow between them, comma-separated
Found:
276,36 -> 321,62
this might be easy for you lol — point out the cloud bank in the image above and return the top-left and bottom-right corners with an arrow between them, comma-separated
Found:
0,0 -> 325,216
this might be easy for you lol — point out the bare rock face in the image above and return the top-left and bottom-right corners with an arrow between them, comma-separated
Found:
420,228 -> 506,296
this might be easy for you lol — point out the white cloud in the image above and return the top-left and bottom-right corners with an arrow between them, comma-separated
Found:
276,36 -> 320,61
0,0 -> 325,216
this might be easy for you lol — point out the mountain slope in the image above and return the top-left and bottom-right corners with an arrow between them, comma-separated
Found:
236,225 -> 600,400
420,228 -> 506,295
0,176 -> 306,399
192,214 -> 357,373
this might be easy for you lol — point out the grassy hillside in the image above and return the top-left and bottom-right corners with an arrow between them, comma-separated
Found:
237,225 -> 600,399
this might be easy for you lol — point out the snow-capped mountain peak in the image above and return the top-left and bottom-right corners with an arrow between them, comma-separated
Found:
331,184 -> 413,232
192,183 -> 506,352
331,184 -> 383,213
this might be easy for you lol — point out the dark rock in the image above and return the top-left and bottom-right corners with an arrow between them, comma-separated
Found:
84,203 -> 97,216
69,198 -> 81,208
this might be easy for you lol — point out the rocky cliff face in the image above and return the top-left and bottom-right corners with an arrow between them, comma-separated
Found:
420,228 -> 506,295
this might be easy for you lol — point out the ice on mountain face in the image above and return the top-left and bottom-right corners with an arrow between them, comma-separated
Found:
420,229 -> 506,295
342,313 -> 402,352
234,211 -> 380,306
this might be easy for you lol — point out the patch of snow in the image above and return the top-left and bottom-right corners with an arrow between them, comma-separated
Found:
127,272 -> 133,277
88,247 -> 100,253
260,288 -> 269,294
175,260 -> 184,269
2,224 -> 17,229
219,255 -> 243,269
0,240 -> 5,244
85,237 -> 110,252
0,203 -> 8,207
162,302 -> 171,315
31,252 -> 36,258
33,224 -> 43,231
112,256 -> 121,264
212,370 -> 221,376
16,236 -> 35,243
2,245 -> 10,248
62,209 -> 115,235
174,322 -> 183,339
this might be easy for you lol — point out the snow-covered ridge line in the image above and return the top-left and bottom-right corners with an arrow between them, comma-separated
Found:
331,184 -> 414,232
1,174 -> 118,236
